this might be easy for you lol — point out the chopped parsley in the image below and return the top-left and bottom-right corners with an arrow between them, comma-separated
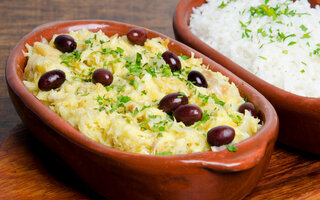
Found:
300,24 -> 308,32
141,105 -> 151,111
301,32 -> 311,39
244,95 -> 248,102
198,93 -> 210,105
109,102 -> 124,113
277,32 -> 296,42
148,115 -> 157,119
101,47 -> 124,56
193,110 -> 211,128
151,124 -> 166,132
125,56 -> 135,63
117,96 -> 131,103
288,41 -> 296,46
60,50 -> 81,67
139,120 -> 149,130
218,1 -> 227,8
180,53 -> 189,60
116,47 -> 124,54
155,151 -> 172,156
249,4 -> 277,21
313,48 -> 320,56
129,79 -> 138,89
141,90 -> 147,95
239,20 -> 247,28
105,85 -> 112,91
177,92 -> 186,98
95,95 -> 111,111
244,29 -> 252,38
157,133 -> 163,138
125,53 -> 144,77
160,65 -> 172,77
226,145 -> 238,152
211,93 -> 225,106
259,56 -> 267,60
131,107 -> 139,117
145,68 -> 157,77
229,114 -> 242,125
136,52 -> 142,65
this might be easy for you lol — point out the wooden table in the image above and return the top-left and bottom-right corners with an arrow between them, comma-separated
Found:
0,0 -> 320,199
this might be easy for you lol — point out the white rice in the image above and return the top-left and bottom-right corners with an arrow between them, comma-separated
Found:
189,0 -> 320,97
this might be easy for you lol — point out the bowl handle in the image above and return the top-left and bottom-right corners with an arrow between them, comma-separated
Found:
180,138 -> 275,172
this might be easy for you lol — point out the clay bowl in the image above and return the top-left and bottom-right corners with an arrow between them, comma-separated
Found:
173,0 -> 320,155
6,20 -> 278,200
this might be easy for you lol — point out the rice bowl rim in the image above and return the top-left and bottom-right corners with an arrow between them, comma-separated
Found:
173,0 -> 320,117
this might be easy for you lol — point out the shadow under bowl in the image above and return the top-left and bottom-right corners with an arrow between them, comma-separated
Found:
173,0 -> 320,155
6,20 -> 278,200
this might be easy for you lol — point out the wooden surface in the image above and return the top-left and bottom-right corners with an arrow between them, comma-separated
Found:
1,0 -> 320,199
1,124 -> 320,200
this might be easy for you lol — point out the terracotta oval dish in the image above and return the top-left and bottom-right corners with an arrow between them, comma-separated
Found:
6,20 -> 278,200
173,0 -> 320,155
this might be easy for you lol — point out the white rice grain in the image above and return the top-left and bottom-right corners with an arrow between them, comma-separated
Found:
190,0 -> 320,97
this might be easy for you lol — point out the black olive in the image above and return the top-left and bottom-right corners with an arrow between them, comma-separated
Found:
127,28 -> 147,46
54,35 -> 77,53
207,125 -> 235,146
238,102 -> 258,118
187,71 -> 208,88
38,69 -> 66,91
173,104 -> 202,126
92,68 -> 113,86
162,51 -> 181,71
159,92 -> 188,114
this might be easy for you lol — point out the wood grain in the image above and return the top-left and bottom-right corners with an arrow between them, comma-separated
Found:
0,124 -> 102,200
0,124 -> 320,200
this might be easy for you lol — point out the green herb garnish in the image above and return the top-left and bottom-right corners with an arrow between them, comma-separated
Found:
301,32 -> 311,39
211,93 -> 225,106
60,50 -> 81,67
218,1 -> 227,8
226,145 -> 238,152
300,24 -> 308,32
259,56 -> 267,60
229,114 -> 242,125
180,53 -> 189,60
193,110 -> 211,128
117,96 -> 131,103
157,133 -> 163,138
141,90 -> 147,95
129,79 -> 138,89
125,56 -> 135,63
155,151 -> 172,156
288,41 -> 296,46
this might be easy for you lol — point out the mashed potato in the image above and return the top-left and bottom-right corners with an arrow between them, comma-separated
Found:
23,29 -> 260,155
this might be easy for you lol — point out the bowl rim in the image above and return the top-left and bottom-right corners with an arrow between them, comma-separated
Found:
6,20 -> 278,172
173,0 -> 320,114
